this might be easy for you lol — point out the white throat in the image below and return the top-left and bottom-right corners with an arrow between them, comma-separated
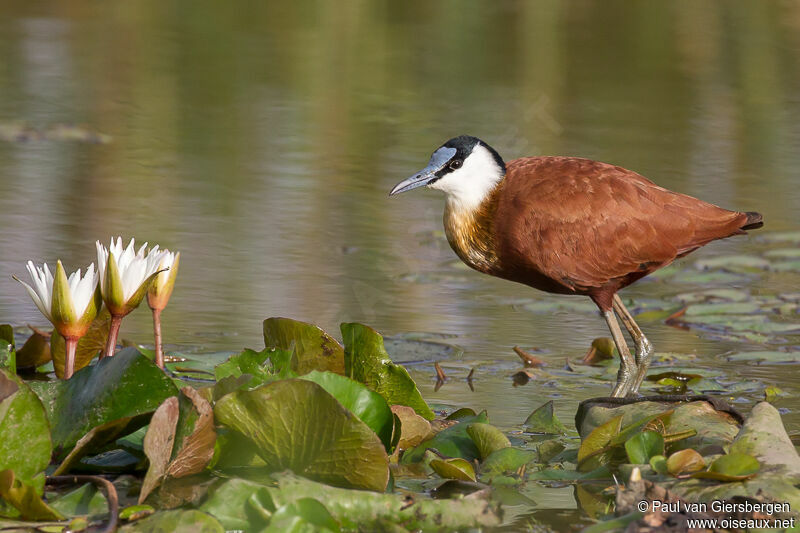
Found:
428,144 -> 504,212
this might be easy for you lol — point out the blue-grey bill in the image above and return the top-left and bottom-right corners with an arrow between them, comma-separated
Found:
389,146 -> 457,195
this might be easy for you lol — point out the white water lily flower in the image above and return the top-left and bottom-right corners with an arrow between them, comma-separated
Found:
147,250 -> 180,311
96,237 -> 168,316
15,260 -> 102,379
16,261 -> 100,336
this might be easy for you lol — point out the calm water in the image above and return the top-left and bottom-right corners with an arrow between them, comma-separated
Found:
1,1 -> 800,516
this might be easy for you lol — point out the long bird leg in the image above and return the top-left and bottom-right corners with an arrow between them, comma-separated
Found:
612,294 -> 654,395
603,310 -> 638,398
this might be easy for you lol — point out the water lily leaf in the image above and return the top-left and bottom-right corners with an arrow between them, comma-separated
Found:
674,288 -> 751,304
666,448 -> 705,476
390,405 -> 431,450
577,415 -> 623,472
214,379 -> 389,491
481,447 -> 536,476
0,470 -> 62,520
213,347 -> 295,390
523,400 -> 569,434
266,498 -> 341,533
684,302 -> 762,316
15,329 -> 51,370
430,458 -> 476,481
446,408 -> 477,420
771,260 -> 800,272
199,478 -> 272,531
0,325 -> 15,373
528,465 -> 612,481
725,350 -> 800,363
759,231 -> 800,243
119,505 -> 154,521
729,402 -> 800,476
695,255 -> 770,272
537,439 -> 566,463
401,412 -> 489,463
118,509 -> 224,533
49,483 -> 108,517
625,431 -> 664,465
264,318 -> 345,375
693,453 -> 760,481
300,371 -> 393,451
0,370 -> 50,492
54,417 -> 134,475
30,347 -> 179,457
649,455 -> 667,475
50,310 -> 111,379
140,387 -> 216,503
267,471 -> 501,530
466,423 -> 511,460
340,323 -> 433,420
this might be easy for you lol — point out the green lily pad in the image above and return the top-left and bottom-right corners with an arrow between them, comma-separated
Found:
119,509 -> 224,533
577,415 -> 623,472
624,431 -> 664,465
649,455 -> 667,475
300,371 -> 393,451
15,329 -> 51,370
481,447 -> 536,476
674,288 -> 751,304
725,351 -> 800,363
266,498 -> 341,533
693,453 -> 759,481
684,302 -> 762,316
214,347 -> 295,389
466,423 -> 511,460
30,348 -> 179,457
0,470 -> 63,520
263,317 -> 345,375
695,255 -> 770,272
214,379 -> 389,491
267,471 -> 501,530
400,412 -> 489,463
0,325 -> 15,374
666,449 -> 705,476
340,323 -> 433,420
759,231 -> 800,243
0,370 -> 50,493
199,478 -> 273,531
523,401 -> 569,434
49,483 -> 108,517
673,270 -> 751,284
430,457 -> 476,481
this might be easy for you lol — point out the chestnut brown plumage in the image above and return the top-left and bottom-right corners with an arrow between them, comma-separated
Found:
391,135 -> 763,397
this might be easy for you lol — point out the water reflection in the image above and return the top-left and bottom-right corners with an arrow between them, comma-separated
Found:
0,1 -> 798,431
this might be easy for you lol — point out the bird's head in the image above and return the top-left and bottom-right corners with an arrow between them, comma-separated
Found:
390,135 -> 506,211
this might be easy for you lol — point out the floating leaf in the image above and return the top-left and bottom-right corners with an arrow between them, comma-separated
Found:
582,338 -> 617,365
15,330 -> 51,370
340,323 -> 433,420
684,302 -> 762,316
198,478 -> 272,531
693,453 -> 759,481
401,412 -> 489,463
267,498 -> 341,533
430,458 -> 476,481
140,387 -> 216,502
649,455 -> 667,475
577,415 -> 623,472
0,326 -> 15,374
695,255 -> 770,272
0,470 -> 62,520
49,483 -> 108,517
524,401 -> 568,434
54,417 -> 134,475
50,310 -> 111,379
264,317 -> 345,375
466,423 -> 511,460
666,449 -> 705,476
118,509 -> 224,533
482,447 -> 535,476
300,371 -> 393,451
267,471 -> 501,530
214,379 -> 389,491
725,351 -> 800,363
30,348 -> 179,457
624,431 -> 664,465
0,371 -> 50,492
390,405 -> 431,450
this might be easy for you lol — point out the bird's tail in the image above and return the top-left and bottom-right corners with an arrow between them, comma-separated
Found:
741,211 -> 764,231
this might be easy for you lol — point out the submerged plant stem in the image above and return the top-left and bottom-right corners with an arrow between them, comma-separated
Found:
64,336 -> 78,379
103,315 -> 123,358
152,308 -> 164,368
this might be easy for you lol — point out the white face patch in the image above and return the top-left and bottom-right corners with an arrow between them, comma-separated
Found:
428,144 -> 504,212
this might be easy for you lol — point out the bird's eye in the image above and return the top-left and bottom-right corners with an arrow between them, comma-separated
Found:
450,159 -> 463,170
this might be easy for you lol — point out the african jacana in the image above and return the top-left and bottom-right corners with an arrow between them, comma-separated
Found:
390,136 -> 763,397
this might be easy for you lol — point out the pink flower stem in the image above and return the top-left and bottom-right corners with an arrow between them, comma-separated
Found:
152,308 -> 164,369
103,315 -> 123,358
64,336 -> 78,379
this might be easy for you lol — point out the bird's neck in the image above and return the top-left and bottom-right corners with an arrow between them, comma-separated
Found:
443,183 -> 502,274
